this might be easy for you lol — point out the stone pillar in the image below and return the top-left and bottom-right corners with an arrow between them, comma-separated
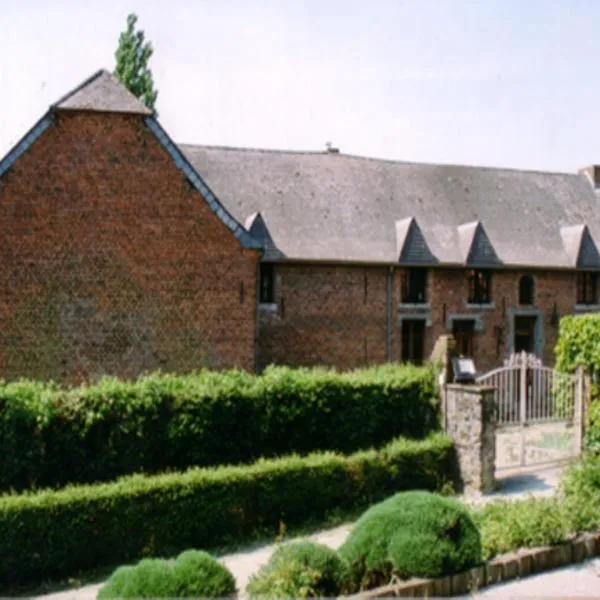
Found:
444,384 -> 496,494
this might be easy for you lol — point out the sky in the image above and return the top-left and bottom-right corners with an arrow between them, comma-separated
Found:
2,0 -> 600,172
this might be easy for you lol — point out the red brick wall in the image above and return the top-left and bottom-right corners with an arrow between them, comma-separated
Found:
0,111 -> 259,382
259,264 -> 578,372
259,264 -> 390,369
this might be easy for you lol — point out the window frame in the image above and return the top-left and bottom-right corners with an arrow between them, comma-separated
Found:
466,269 -> 492,304
577,271 -> 598,306
518,275 -> 535,306
401,268 -> 428,304
259,263 -> 275,304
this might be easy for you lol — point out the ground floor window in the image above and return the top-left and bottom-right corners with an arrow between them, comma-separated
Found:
401,319 -> 425,364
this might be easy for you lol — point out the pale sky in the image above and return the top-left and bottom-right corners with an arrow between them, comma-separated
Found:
2,0 -> 600,172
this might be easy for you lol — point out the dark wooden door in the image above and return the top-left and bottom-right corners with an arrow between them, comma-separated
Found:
402,319 -> 425,364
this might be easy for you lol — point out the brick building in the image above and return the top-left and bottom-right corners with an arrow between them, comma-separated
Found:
1,69 -> 600,381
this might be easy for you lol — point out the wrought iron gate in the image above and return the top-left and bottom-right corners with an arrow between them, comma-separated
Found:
476,351 -> 584,470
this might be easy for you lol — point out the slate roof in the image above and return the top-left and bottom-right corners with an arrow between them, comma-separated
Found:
52,69 -> 152,115
180,144 -> 600,268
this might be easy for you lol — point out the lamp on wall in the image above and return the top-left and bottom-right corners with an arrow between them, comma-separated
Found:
549,302 -> 559,328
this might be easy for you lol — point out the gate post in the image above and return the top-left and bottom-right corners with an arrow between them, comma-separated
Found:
443,383 -> 496,494
574,365 -> 586,456
519,350 -> 528,466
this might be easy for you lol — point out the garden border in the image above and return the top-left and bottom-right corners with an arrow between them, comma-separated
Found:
344,530 -> 600,598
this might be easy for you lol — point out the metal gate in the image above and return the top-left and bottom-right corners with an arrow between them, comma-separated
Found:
476,351 -> 584,471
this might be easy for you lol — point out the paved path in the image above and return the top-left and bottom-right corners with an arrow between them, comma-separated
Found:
33,465 -> 567,600
471,558 -> 600,598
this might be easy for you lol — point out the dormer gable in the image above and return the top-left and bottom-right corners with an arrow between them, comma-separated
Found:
560,224 -> 600,268
395,217 -> 437,264
245,212 -> 284,259
457,221 -> 501,265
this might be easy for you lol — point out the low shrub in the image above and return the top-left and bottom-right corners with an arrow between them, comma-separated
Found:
246,541 -> 350,598
97,550 -> 236,598
0,363 -> 439,492
0,432 -> 457,587
560,453 -> 600,532
471,496 -> 573,560
339,491 -> 481,590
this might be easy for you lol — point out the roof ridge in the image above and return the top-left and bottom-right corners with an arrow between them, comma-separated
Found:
179,143 -> 325,156
179,143 -> 579,177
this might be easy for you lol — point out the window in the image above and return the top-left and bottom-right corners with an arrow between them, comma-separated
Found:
401,319 -> 425,364
259,263 -> 275,303
577,272 -> 598,305
453,319 -> 475,357
401,268 -> 428,304
518,275 -> 535,306
467,269 -> 492,304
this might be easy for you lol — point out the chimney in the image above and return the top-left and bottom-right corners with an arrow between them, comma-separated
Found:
580,165 -> 600,189
325,141 -> 340,154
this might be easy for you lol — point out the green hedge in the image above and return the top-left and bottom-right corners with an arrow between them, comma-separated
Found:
0,364 -> 438,492
0,432 -> 457,588
555,315 -> 600,451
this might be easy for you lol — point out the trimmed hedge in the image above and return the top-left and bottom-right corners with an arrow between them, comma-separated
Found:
0,432 -> 457,588
555,315 -> 600,451
0,363 -> 438,492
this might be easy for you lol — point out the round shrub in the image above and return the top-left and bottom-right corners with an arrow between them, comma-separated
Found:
246,541 -> 351,599
97,550 -> 236,599
339,491 -> 482,589
172,550 -> 237,597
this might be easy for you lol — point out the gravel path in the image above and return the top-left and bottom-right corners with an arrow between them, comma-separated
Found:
33,465 -> 565,600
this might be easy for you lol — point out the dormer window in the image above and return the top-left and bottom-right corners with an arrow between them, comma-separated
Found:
467,269 -> 492,304
577,272 -> 598,305
519,275 -> 535,306
401,268 -> 428,304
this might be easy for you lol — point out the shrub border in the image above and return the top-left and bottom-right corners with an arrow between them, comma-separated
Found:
344,530 -> 600,598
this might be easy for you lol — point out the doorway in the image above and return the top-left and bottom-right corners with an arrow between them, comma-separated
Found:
401,319 -> 425,364
514,315 -> 537,354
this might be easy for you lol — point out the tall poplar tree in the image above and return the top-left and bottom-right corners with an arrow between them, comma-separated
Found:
114,13 -> 158,113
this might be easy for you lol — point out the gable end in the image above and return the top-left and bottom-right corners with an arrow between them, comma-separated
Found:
395,217 -> 437,264
145,117 -> 261,250
0,114 -> 53,179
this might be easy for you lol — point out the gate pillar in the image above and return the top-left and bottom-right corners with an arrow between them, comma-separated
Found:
444,383 -> 497,494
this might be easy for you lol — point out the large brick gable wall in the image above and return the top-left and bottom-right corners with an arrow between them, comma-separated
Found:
0,111 -> 259,382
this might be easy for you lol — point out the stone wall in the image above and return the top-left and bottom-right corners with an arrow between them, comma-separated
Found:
442,383 -> 496,493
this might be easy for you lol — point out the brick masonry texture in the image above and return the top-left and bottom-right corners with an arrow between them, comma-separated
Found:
259,265 -> 577,372
0,111 -> 259,383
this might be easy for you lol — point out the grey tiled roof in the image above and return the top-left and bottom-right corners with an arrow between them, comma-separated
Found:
53,69 -> 152,115
180,144 -> 600,268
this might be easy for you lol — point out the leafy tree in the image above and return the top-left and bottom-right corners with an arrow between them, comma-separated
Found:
114,13 -> 158,113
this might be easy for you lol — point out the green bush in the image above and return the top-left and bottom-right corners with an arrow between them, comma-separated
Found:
560,453 -> 600,532
471,497 -> 573,560
339,491 -> 481,590
97,550 -> 236,598
0,363 -> 438,492
0,432 -> 457,587
555,315 -> 600,451
246,541 -> 350,598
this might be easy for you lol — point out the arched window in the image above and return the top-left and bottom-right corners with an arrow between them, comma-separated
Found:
519,275 -> 534,305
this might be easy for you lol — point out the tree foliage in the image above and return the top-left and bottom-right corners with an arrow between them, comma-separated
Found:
114,13 -> 158,112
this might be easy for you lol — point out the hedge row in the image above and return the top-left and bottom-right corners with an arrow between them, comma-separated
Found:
555,315 -> 600,451
0,432 -> 457,587
0,363 -> 439,492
